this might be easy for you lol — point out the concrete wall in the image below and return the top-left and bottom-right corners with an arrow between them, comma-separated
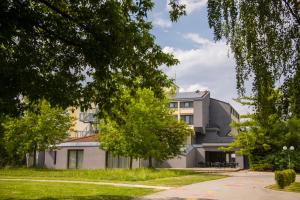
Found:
193,93 -> 210,133
209,99 -> 232,136
45,146 -> 106,169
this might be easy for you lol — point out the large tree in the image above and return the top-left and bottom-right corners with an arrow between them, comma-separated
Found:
0,0 -> 178,116
207,0 -> 299,120
225,94 -> 300,170
2,99 -> 72,166
99,88 -> 192,168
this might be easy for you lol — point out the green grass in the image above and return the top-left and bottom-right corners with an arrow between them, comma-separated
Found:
267,182 -> 300,193
135,174 -> 225,186
0,180 -> 155,200
0,168 -> 227,186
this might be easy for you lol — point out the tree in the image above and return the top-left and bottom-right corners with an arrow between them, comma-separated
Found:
224,95 -> 300,171
99,88 -> 192,168
0,0 -> 178,116
2,99 -> 72,166
207,0 -> 300,119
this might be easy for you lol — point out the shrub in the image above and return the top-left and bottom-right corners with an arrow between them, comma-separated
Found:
275,169 -> 296,189
250,163 -> 273,171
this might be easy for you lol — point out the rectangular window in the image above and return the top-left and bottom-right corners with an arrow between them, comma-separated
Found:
180,115 -> 193,125
106,152 -> 130,168
180,101 -> 193,108
68,150 -> 84,169
54,151 -> 57,165
169,102 -> 178,108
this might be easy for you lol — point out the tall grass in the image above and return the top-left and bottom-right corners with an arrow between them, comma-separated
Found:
0,167 -> 197,181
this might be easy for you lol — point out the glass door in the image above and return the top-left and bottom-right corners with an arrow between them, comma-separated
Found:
68,150 -> 84,169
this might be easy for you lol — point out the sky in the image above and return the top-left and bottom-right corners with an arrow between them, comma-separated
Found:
149,0 -> 251,114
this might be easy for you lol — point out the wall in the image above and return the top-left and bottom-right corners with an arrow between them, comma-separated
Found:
209,99 -> 231,136
45,146 -> 106,169
159,155 -> 187,168
193,93 -> 210,133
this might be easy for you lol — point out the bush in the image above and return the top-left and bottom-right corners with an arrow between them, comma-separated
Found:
275,169 -> 296,189
250,163 -> 273,171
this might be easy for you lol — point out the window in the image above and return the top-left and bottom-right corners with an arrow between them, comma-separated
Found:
180,115 -> 193,125
106,152 -> 130,168
180,101 -> 193,108
68,150 -> 83,169
54,151 -> 57,165
169,102 -> 178,108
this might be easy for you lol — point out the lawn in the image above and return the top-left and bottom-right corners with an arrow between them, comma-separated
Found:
267,182 -> 300,193
0,168 -> 227,187
0,180 -> 155,200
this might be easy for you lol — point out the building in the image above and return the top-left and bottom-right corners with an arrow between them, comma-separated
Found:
160,90 -> 244,168
44,90 -> 245,169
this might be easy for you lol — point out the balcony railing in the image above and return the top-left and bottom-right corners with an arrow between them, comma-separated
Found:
75,130 -> 98,138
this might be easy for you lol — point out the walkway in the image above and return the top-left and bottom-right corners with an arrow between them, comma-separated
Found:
0,178 -> 172,190
139,171 -> 300,200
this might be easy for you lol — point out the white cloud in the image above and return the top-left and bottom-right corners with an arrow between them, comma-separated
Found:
153,16 -> 172,28
162,33 -> 252,114
183,33 -> 211,45
179,83 -> 209,92
167,0 -> 207,14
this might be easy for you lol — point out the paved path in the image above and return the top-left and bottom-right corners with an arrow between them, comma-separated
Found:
139,171 -> 300,200
0,178 -> 172,190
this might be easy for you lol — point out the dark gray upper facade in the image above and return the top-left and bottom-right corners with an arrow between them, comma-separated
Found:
170,91 -> 240,145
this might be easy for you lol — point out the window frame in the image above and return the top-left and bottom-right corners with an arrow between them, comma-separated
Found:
180,101 -> 193,108
169,102 -> 178,108
180,115 -> 193,125
67,149 -> 84,169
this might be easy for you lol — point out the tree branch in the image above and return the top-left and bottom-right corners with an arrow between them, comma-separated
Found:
282,0 -> 300,25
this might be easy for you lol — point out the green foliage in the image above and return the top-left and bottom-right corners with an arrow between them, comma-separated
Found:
224,95 -> 300,171
99,88 -> 192,167
250,163 -> 273,172
0,0 -> 178,116
2,100 -> 72,165
207,0 -> 300,118
168,0 -> 186,22
275,169 -> 296,189
0,180 -> 154,200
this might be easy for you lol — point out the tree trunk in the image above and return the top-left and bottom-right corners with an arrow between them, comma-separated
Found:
129,156 -> 133,169
148,156 -> 152,168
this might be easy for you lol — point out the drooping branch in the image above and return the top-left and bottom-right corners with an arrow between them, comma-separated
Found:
282,0 -> 300,25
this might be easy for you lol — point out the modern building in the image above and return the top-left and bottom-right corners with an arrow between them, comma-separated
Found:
160,90 -> 244,168
43,89 -> 245,169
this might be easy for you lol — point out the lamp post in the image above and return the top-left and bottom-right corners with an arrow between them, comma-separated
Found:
283,146 -> 295,169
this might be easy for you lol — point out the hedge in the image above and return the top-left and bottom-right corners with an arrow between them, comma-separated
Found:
250,163 -> 273,171
275,169 -> 296,188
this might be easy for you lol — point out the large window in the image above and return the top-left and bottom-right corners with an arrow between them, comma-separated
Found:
180,115 -> 193,125
169,102 -> 178,108
68,150 -> 83,169
106,152 -> 130,168
180,101 -> 193,108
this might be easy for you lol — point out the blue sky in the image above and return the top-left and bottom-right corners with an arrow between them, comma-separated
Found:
149,0 -> 250,114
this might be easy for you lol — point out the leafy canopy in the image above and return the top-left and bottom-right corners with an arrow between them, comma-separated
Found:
99,88 -> 192,165
0,0 -> 178,116
224,94 -> 300,170
207,0 -> 300,118
2,99 -> 72,165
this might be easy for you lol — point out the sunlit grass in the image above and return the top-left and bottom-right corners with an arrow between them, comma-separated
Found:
0,167 -> 227,186
0,180 -> 155,200
267,182 -> 300,193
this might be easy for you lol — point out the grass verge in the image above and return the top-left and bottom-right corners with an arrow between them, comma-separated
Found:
0,180 -> 155,200
0,168 -> 227,187
267,182 -> 300,193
